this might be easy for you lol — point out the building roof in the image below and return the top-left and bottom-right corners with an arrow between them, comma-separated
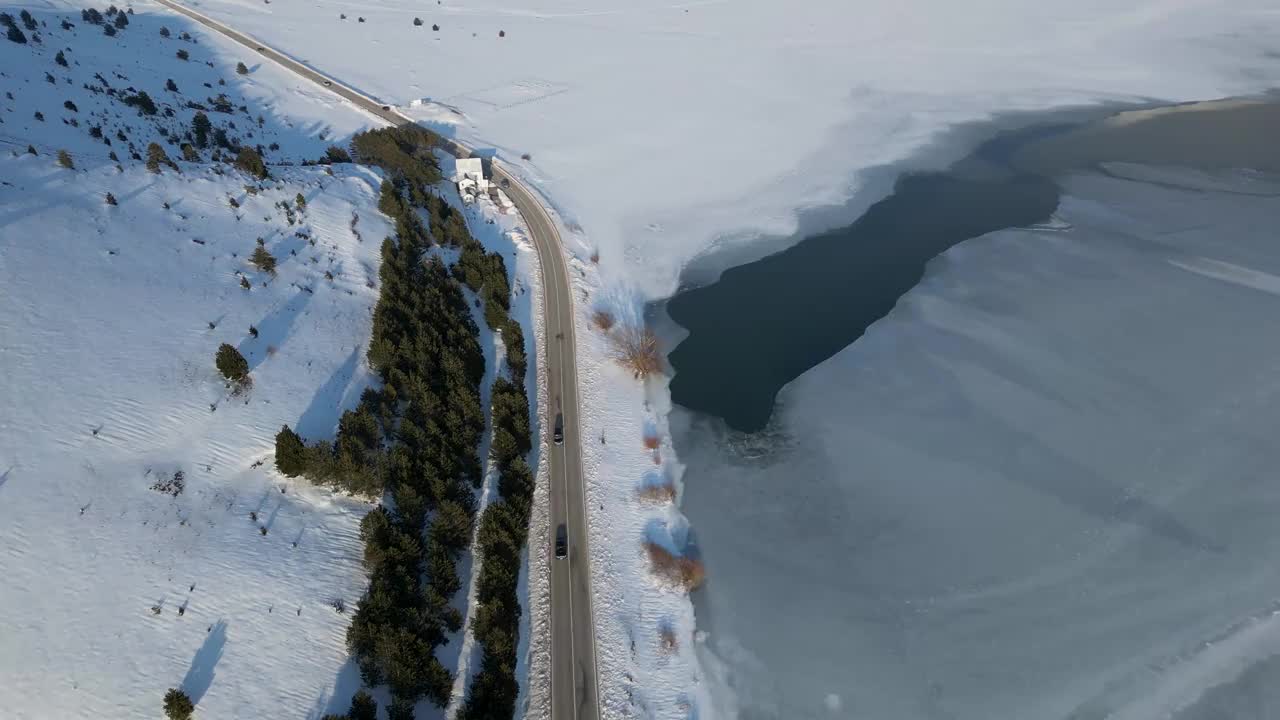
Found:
455,157 -> 484,179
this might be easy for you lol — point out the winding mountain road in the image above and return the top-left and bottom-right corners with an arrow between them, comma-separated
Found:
148,2 -> 599,717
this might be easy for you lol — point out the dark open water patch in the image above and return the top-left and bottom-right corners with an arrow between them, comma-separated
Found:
666,169 -> 1059,432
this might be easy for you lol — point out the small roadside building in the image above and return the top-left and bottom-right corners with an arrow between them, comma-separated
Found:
455,157 -> 488,203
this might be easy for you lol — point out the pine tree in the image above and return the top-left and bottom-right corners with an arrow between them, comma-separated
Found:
348,690 -> 377,720
176,48 -> 189,60
105,192 -> 117,206
55,50 -> 67,66
191,112 -> 211,148
57,150 -> 73,169
295,192 -> 306,208
250,246 -> 277,274
124,91 -> 157,115
159,26 -> 170,38
275,426 -> 307,476
163,688 -> 194,720
6,24 -> 27,44
236,61 -> 248,75
146,143 -> 175,173
387,698 -> 416,720
113,12 -> 128,29
215,343 -> 249,381
235,147 -> 269,179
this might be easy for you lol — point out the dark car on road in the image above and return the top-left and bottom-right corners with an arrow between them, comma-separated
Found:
555,523 -> 567,558
553,413 -> 564,445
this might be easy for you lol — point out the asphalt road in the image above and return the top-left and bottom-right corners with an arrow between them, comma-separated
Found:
149,2 -> 600,717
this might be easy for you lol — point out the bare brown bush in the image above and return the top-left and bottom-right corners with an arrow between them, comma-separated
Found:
644,542 -> 705,591
637,480 -> 676,504
592,309 -> 615,332
658,623 -> 679,654
611,325 -> 662,378
590,249 -> 600,264
642,434 -> 660,450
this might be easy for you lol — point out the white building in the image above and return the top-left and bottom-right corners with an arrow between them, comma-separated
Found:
454,157 -> 488,203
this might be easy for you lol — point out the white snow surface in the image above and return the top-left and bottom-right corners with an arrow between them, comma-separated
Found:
0,151 -> 393,718
171,0 -> 1280,297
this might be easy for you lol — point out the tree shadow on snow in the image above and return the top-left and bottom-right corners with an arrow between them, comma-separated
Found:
237,289 -> 313,371
305,656 -> 363,720
294,347 -> 361,439
181,619 -> 227,704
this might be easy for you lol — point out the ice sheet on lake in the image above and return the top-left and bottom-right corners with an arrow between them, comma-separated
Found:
679,167 -> 1280,719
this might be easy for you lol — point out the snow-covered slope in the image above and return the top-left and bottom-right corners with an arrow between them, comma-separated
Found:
0,3 -> 404,717
0,152 -> 392,719
0,0 -> 378,163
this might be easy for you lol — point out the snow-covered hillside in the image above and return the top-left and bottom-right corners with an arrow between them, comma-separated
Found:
0,153 -> 393,718
0,0 -> 375,163
0,3 -> 405,718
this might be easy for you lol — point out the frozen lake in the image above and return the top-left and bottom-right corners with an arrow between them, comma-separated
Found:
669,104 -> 1280,719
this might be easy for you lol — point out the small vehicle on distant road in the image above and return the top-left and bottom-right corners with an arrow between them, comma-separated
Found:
323,80 -> 332,87
555,524 -> 568,558
553,413 -> 564,445
256,47 -> 265,52
381,105 -> 391,111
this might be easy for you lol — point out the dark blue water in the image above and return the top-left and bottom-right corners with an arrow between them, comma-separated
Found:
667,169 -> 1059,431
